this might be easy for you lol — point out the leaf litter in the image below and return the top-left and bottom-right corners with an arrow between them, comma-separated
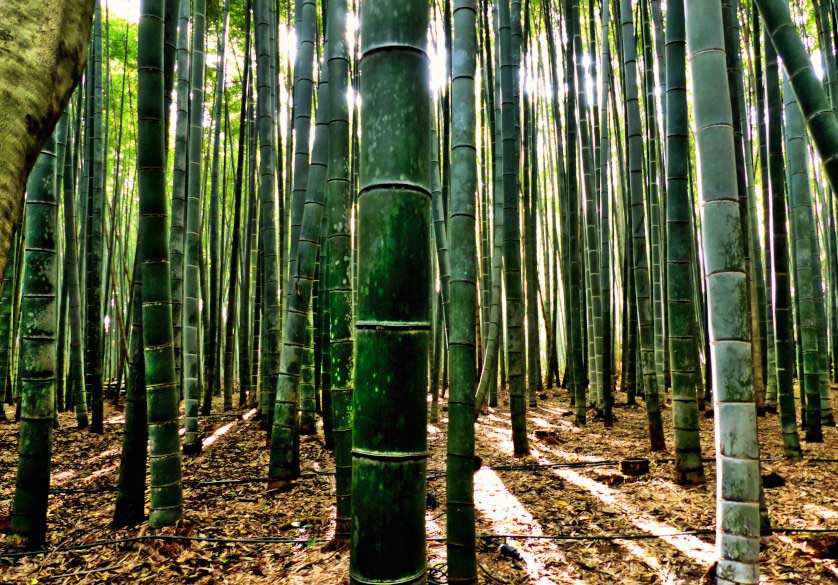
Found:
0,386 -> 836,583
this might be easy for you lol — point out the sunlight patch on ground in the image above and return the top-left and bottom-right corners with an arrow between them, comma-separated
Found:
202,408 -> 256,448
528,415 -> 553,428
530,445 -> 716,567
482,432 -> 694,582
474,468 -> 585,584
775,534 -> 838,579
803,503 -> 838,522
51,409 -> 257,487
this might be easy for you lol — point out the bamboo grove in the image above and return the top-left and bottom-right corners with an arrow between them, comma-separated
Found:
3,0 -> 838,582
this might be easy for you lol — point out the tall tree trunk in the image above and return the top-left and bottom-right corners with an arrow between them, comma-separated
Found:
326,0 -> 354,544
138,0 -> 183,528
10,129 -> 60,548
86,1 -> 105,434
686,1 -> 761,580
0,0 -> 94,279
254,0 -> 282,433
202,0 -> 230,416
224,0 -> 252,411
619,0 -> 665,450
446,0 -> 478,579
170,0 -> 190,402
113,235 -> 147,527
497,0 -> 529,455
665,0 -> 705,485
351,1 -> 431,580
269,57 -> 331,484
183,0 -> 207,454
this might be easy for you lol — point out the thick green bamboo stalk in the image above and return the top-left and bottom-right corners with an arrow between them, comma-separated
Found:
753,18 -> 778,405
254,0 -> 281,432
86,0 -> 105,434
113,236 -> 147,527
665,0 -> 705,485
497,0 -> 528,455
351,1 -> 431,581
326,0 -> 354,544
269,58 -> 330,484
10,130 -> 59,548
183,0 -> 206,454
722,0 -> 766,410
685,1 -> 761,581
138,0 -> 183,528
288,0 -> 317,336
224,0 -> 252,412
619,0 -> 665,450
574,0 -> 603,417
785,75 -> 832,437
766,37 -> 811,445
640,0 -> 666,402
447,0 -> 478,580
203,0 -> 230,415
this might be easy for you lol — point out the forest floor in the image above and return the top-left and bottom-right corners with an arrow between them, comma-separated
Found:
1,387 -> 838,584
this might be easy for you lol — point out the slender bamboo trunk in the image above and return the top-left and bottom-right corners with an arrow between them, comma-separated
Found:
183,0 -> 207,454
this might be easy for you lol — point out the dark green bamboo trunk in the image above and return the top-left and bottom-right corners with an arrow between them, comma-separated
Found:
497,0 -> 528,455
287,1 -> 317,432
170,0 -> 190,400
138,0 -> 183,528
58,109 -> 89,429
446,0 -> 478,579
619,0 -> 665,450
269,58 -> 330,483
255,0 -> 281,433
86,1 -> 105,434
183,0 -> 206,454
598,0 -> 614,426
113,238 -> 147,527
766,38 -> 812,444
203,0 -> 230,416
351,2 -> 431,581
223,0 -> 250,412
686,2 -> 761,580
563,0 -> 585,423
326,0 -> 354,544
240,95 -> 258,408
10,130 -> 59,548
785,75 -> 832,437
665,0 -> 705,485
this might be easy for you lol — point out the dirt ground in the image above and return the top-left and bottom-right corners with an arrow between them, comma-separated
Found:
1,386 -> 837,584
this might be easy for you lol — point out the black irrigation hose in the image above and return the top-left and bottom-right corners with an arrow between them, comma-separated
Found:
33,455 -> 838,494
3,527 -> 838,560
0,535 -> 323,560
